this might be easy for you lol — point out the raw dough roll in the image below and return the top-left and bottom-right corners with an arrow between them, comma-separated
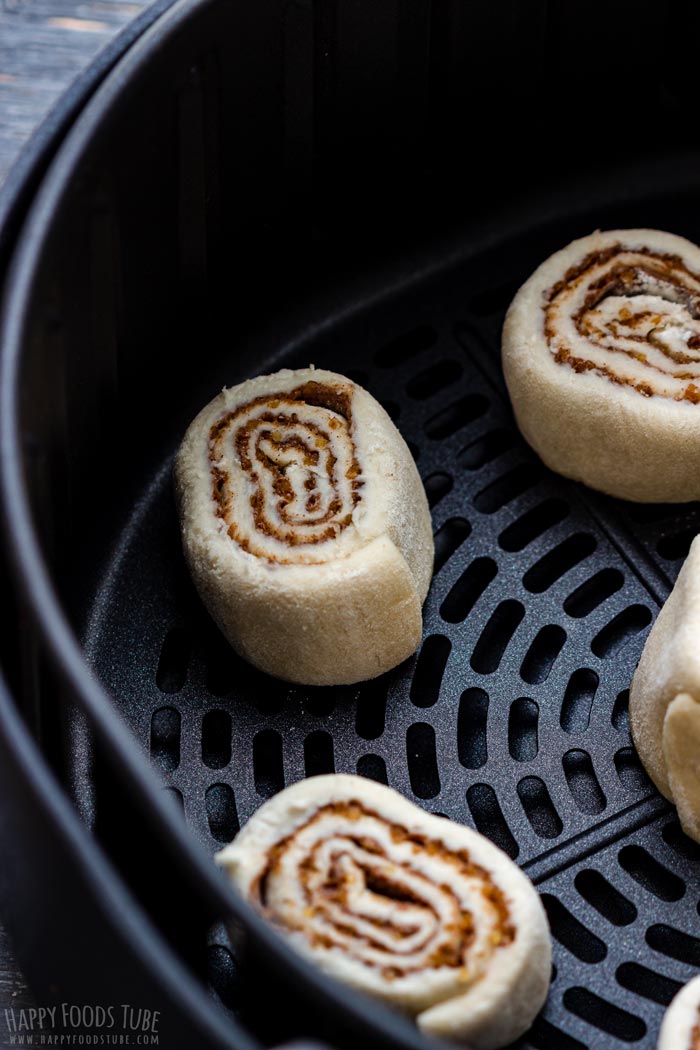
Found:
630,536 -> 700,841
657,975 -> 700,1049
175,368 -> 434,685
216,774 -> 551,1050
502,228 -> 700,502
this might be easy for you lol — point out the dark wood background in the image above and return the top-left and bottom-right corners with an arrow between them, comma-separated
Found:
0,0 -> 148,181
0,0 -> 149,1024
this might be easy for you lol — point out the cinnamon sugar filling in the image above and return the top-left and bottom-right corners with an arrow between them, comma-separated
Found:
543,244 -> 700,402
209,382 -> 364,562
253,801 -> 515,981
692,1016 -> 700,1050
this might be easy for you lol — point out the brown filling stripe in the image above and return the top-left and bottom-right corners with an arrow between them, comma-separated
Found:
692,1012 -> 700,1050
254,800 -> 515,980
209,381 -> 363,563
543,244 -> 700,402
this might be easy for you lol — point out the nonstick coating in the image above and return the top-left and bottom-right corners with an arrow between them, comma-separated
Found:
84,209 -> 700,1050
4,0 -> 700,1047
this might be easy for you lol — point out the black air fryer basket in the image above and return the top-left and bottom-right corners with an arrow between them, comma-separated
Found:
3,1 -> 700,1048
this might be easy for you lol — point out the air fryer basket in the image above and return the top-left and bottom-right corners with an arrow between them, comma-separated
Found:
4,0 -> 700,1047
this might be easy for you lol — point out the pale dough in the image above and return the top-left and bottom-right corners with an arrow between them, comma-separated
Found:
217,774 -> 552,1050
174,368 -> 434,685
502,228 -> 700,502
630,537 -> 700,841
657,974 -> 700,1049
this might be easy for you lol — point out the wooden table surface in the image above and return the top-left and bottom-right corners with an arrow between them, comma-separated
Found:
0,0 -> 150,1025
0,0 -> 150,183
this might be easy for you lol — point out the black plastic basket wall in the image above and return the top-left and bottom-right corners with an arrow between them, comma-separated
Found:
8,0 -> 700,1047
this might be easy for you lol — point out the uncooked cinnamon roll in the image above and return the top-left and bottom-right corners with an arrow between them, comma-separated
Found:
175,368 -> 434,685
630,536 -> 700,842
502,229 -> 700,501
217,774 -> 551,1050
657,975 -> 700,1049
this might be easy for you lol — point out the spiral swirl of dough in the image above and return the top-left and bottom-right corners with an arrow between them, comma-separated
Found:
176,368 -> 434,684
503,230 -> 700,501
209,381 -> 363,563
544,243 -> 700,401
218,776 -> 551,1049
257,800 -> 514,982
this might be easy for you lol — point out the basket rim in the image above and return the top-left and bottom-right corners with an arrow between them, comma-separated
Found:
0,2 -> 440,1047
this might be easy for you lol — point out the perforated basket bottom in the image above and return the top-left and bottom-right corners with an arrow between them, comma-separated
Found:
85,215 -> 700,1050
